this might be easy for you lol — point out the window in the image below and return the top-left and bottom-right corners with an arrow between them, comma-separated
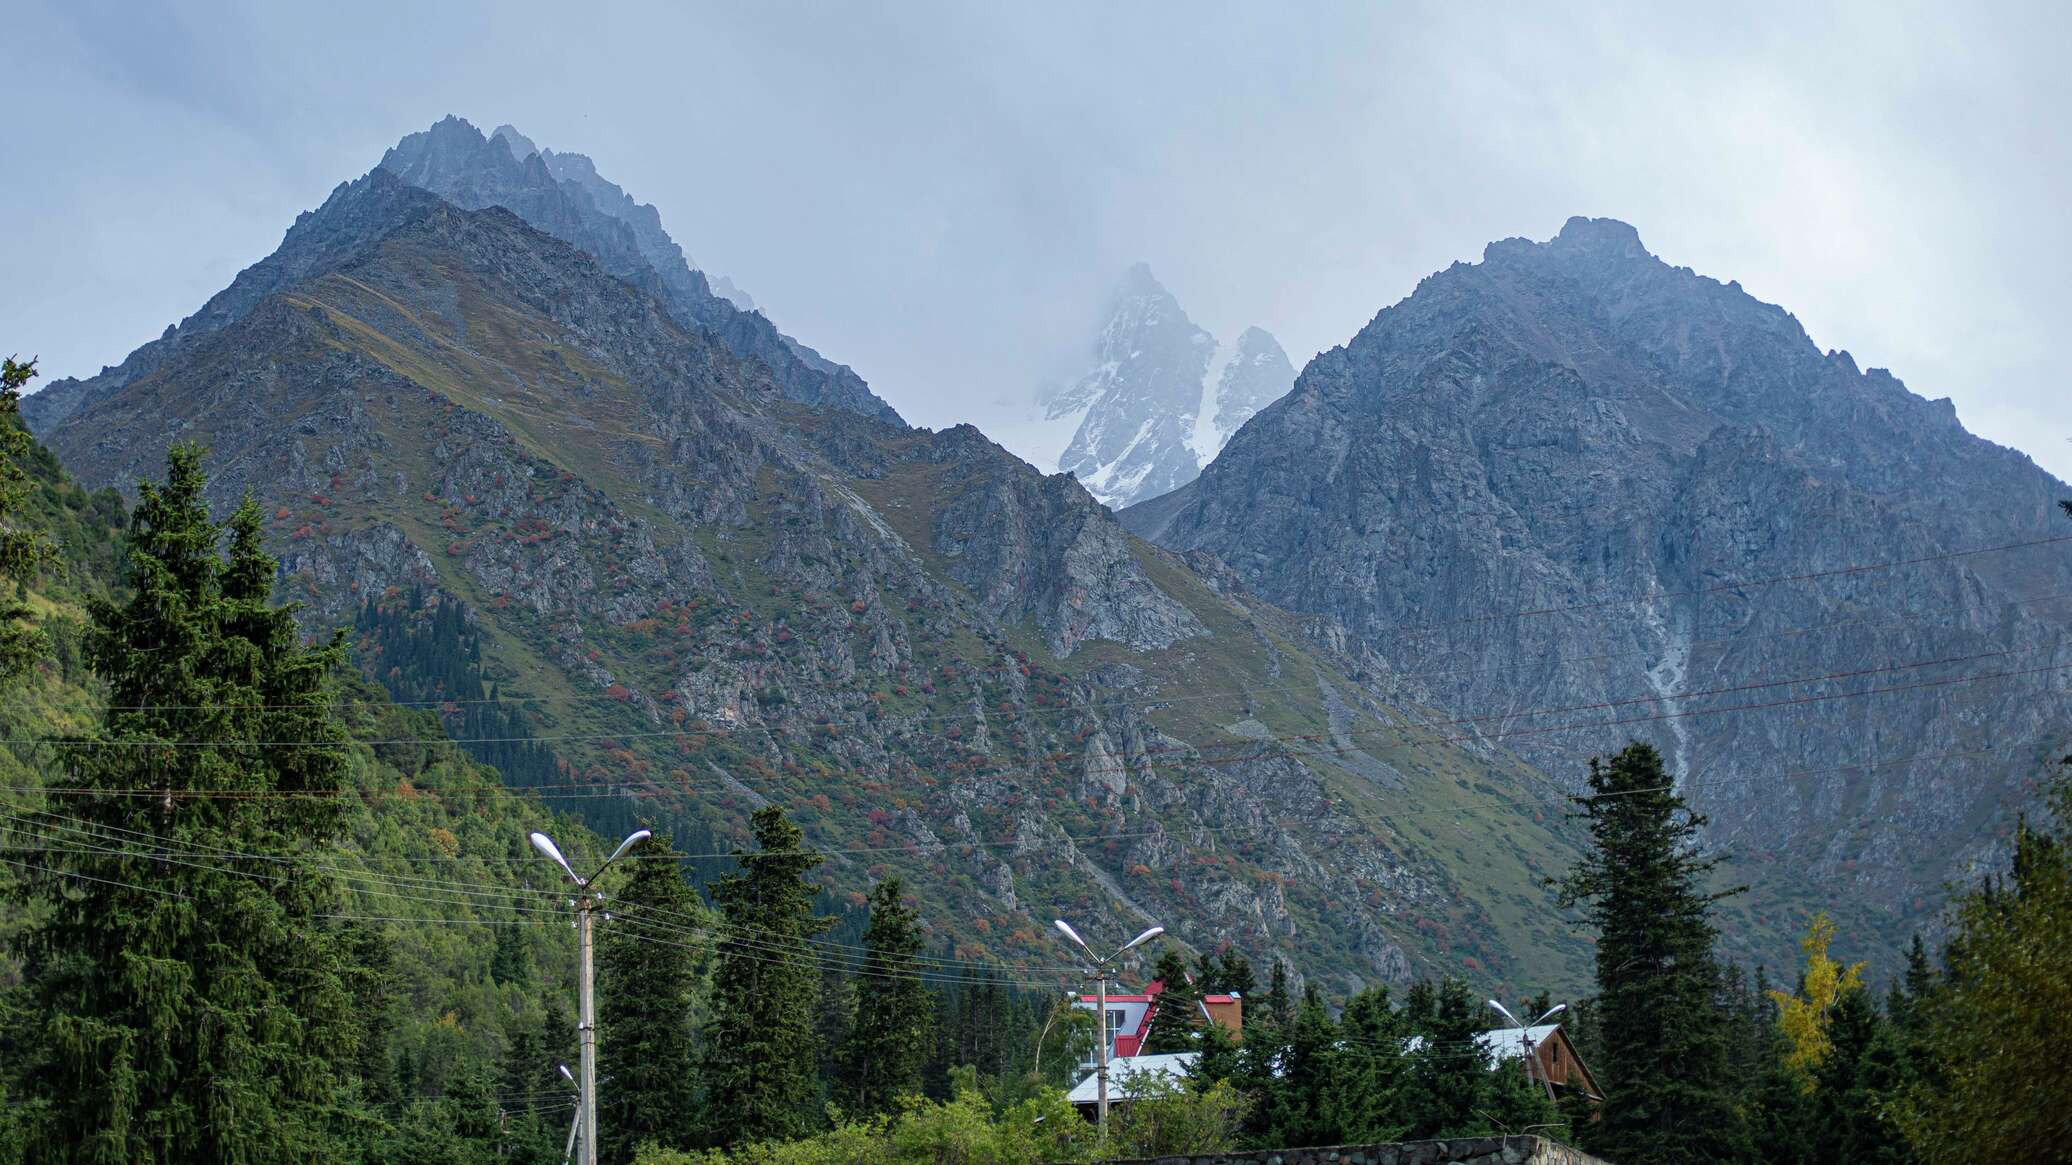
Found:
1107,1009 -> 1127,1044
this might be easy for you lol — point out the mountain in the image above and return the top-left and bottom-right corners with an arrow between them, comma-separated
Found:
1124,216 -> 2072,964
20,136 -> 1606,995
1039,265 -> 1293,509
23,116 -> 893,434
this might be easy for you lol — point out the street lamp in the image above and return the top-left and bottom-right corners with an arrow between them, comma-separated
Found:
557,1063 -> 581,1165
1487,999 -> 1567,1103
1053,919 -> 1163,1138
532,828 -> 650,1165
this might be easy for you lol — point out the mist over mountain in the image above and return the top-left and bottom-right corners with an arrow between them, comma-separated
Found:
1124,216 -> 2072,956
1034,264 -> 1294,510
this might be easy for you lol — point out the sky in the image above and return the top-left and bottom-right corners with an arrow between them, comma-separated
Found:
4,0 -> 2069,480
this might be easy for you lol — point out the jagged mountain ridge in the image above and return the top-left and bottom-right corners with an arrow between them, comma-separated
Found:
378,116 -> 899,425
24,116 -> 894,433
1040,264 -> 1293,509
1124,216 -> 2072,965
28,162 -> 1603,994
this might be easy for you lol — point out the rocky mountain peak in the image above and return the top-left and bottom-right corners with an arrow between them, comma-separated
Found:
377,116 -> 901,425
1551,214 -> 1649,257
490,123 -> 541,161
1125,217 -> 2072,971
1038,265 -> 1293,510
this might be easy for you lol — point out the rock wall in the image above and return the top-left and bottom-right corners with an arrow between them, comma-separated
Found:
1091,1135 -> 1607,1165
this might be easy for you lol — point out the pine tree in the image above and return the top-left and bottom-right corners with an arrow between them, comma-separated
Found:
832,877 -> 932,1116
1328,984 -> 1407,1142
1896,764 -> 2071,1161
1402,977 -> 1485,1139
598,832 -> 703,1162
1140,947 -> 1204,1054
490,902 -> 535,988
12,446 -> 358,1163
0,356 -> 54,679
1555,741 -> 1748,1163
1265,985 -> 1339,1148
496,1014 -> 568,1165
698,806 -> 831,1145
1259,959 -> 1293,1033
1805,987 -> 1909,1164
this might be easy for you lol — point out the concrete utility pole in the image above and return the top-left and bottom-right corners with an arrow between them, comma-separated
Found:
533,828 -> 650,1165
1053,918 -> 1164,1141
1487,999 -> 1566,1104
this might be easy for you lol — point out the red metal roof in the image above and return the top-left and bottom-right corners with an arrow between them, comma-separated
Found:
1077,981 -> 1239,1057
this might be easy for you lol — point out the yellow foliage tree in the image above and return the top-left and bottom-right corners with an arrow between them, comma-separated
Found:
1769,912 -> 1866,1090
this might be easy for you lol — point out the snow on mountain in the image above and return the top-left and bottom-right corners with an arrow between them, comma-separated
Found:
1041,265 -> 1293,509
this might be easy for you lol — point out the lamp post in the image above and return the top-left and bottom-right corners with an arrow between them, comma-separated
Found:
1053,919 -> 1164,1140
557,1063 -> 581,1165
1487,1000 -> 1567,1103
532,828 -> 651,1165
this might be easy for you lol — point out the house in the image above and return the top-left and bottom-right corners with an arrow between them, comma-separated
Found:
1408,1024 -> 1604,1103
1072,980 -> 1242,1067
1064,1052 -> 1196,1109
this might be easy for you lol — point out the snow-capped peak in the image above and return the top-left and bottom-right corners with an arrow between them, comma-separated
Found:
1040,266 -> 1294,509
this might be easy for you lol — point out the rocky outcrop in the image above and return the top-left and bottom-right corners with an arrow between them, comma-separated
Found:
1125,216 -> 2072,966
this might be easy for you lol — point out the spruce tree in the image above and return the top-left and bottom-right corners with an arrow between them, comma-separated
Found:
833,877 -> 933,1117
0,356 -> 54,679
598,832 -> 703,1162
1328,985 -> 1407,1142
1265,985 -> 1339,1148
1402,977 -> 1485,1139
1555,741 -> 1748,1163
12,446 -> 357,1163
1897,764 -> 2071,1161
1140,947 -> 1204,1054
698,806 -> 830,1145
1259,959 -> 1293,1033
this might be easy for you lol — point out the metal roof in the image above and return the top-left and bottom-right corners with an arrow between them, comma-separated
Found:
1065,1053 -> 1197,1105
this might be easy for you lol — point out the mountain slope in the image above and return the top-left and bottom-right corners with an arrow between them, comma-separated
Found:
24,117 -> 898,435
380,116 -> 900,426
28,175 -> 1602,994
1124,217 -> 2072,965
1039,265 -> 1293,509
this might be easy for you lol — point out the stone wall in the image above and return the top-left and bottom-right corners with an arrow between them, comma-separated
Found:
1093,1134 -> 1608,1165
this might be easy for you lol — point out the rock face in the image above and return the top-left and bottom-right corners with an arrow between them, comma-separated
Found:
381,116 -> 899,425
26,158 -> 1602,993
1125,216 -> 2072,966
1040,265 -> 1293,509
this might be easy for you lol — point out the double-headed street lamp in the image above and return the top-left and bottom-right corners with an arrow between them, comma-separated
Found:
1053,919 -> 1164,1138
531,828 -> 650,1165
1487,999 -> 1568,1102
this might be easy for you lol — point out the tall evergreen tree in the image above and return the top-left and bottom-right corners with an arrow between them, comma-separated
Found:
1805,987 -> 1910,1164
1265,985 -> 1339,1149
1402,977 -> 1485,1139
12,446 -> 358,1163
0,356 -> 54,679
833,877 -> 933,1116
1258,959 -> 1293,1033
1556,741 -> 1748,1163
698,807 -> 830,1145
1328,985 -> 1407,1142
1897,763 -> 2071,1161
1140,947 -> 1204,1054
598,832 -> 703,1163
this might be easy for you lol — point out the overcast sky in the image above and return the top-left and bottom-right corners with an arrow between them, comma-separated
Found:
5,0 -> 2068,479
